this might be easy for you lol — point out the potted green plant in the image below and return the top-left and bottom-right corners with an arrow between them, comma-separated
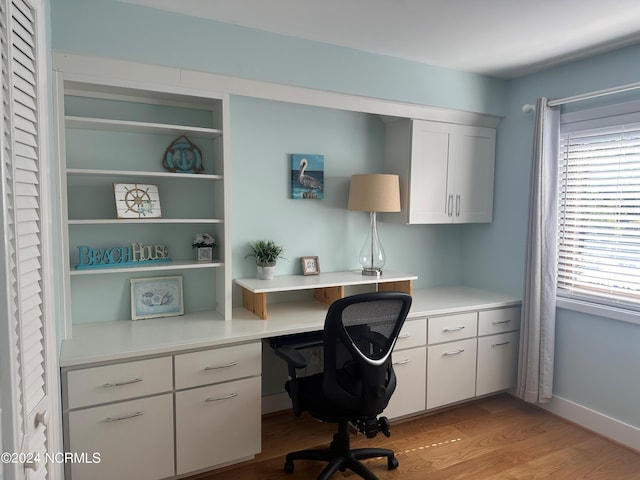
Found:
245,239 -> 285,280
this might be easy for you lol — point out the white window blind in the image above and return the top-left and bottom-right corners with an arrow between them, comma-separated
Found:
557,120 -> 640,311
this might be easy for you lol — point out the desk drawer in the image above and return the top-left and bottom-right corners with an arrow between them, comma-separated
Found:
67,393 -> 174,480
66,357 -> 172,409
395,317 -> 427,350
175,342 -> 261,390
478,307 -> 521,335
428,312 -> 477,344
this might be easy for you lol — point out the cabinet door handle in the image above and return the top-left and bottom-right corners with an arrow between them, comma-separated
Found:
492,341 -> 511,348
492,320 -> 512,325
103,411 -> 144,423
455,194 -> 461,216
102,378 -> 142,388
392,358 -> 411,365
447,194 -> 454,216
443,349 -> 465,356
205,393 -> 238,402
443,326 -> 465,332
397,333 -> 411,339
204,361 -> 238,371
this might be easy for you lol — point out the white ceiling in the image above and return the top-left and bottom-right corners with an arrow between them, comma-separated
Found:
122,0 -> 640,79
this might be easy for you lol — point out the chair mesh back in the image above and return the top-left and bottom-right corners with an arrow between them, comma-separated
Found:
341,299 -> 405,362
322,292 -> 412,417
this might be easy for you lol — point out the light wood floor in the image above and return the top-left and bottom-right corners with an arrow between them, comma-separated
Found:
188,395 -> 640,479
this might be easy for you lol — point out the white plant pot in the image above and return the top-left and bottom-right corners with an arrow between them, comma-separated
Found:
257,264 -> 275,280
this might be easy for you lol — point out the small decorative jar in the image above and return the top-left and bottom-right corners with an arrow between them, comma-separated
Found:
192,233 -> 216,263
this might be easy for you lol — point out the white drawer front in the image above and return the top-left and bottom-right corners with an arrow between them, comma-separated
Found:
384,346 -> 427,419
68,393 -> 174,480
175,376 -> 262,474
174,341 -> 261,390
478,307 -> 521,336
476,331 -> 520,396
427,338 -> 477,409
428,312 -> 477,344
394,317 -> 427,350
66,357 -> 172,409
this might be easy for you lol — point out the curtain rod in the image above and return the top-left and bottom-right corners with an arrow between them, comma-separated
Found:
547,81 -> 640,107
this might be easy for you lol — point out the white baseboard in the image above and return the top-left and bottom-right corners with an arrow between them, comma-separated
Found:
262,392 -> 291,415
541,395 -> 640,452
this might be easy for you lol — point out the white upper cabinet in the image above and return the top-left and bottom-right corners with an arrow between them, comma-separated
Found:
384,119 -> 496,224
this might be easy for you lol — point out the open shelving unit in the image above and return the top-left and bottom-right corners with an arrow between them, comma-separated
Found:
54,75 -> 230,335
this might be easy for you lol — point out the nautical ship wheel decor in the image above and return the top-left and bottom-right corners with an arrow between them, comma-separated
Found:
113,183 -> 162,219
163,135 -> 204,174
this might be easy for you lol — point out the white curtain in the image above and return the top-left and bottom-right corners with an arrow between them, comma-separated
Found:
516,97 -> 560,404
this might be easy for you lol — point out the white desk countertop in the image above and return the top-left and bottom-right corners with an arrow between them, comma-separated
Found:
59,286 -> 521,368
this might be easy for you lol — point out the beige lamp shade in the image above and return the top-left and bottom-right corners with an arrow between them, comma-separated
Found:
347,174 -> 401,212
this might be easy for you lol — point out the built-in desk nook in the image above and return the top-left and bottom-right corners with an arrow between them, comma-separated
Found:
58,284 -> 521,479
235,270 -> 417,319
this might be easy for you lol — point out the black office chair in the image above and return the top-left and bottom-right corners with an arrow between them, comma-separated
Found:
273,291 -> 412,480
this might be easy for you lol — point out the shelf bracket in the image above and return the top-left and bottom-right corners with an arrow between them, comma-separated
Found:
378,280 -> 413,295
242,288 -> 267,320
313,286 -> 345,305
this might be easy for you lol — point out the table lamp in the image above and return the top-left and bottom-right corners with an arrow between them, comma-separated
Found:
347,174 -> 401,276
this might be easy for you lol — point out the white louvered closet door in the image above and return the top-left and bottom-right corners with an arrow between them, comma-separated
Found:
0,1 -> 59,479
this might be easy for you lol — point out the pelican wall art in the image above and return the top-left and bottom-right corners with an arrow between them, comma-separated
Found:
290,154 -> 324,199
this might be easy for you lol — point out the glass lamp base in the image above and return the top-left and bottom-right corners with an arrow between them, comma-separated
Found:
361,267 -> 382,276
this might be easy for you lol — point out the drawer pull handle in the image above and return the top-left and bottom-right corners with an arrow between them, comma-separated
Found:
492,341 -> 511,347
392,359 -> 411,365
205,393 -> 238,402
398,333 -> 411,339
443,349 -> 465,356
204,361 -> 239,371
103,411 -> 143,423
102,378 -> 142,388
443,326 -> 465,332
492,320 -> 512,325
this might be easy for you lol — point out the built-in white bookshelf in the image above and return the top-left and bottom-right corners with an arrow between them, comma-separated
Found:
54,76 -> 230,334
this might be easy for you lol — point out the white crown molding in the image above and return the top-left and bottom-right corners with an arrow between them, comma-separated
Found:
52,50 -> 502,128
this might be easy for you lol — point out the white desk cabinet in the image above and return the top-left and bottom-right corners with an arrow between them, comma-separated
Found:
476,331 -> 520,396
63,357 -> 174,480
62,341 -> 262,480
67,394 -> 174,480
384,119 -> 496,224
174,342 -> 262,474
424,305 -> 521,411
427,337 -> 478,409
476,307 -> 521,396
175,377 -> 261,474
384,318 -> 427,419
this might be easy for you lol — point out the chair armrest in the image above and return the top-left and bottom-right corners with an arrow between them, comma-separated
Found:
274,346 -> 307,369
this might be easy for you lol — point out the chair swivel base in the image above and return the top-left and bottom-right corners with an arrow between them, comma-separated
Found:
282,423 -> 399,480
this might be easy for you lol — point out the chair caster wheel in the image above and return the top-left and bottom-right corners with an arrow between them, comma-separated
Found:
284,460 -> 294,474
388,457 -> 399,470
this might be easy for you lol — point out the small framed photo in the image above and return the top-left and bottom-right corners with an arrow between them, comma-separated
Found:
114,183 -> 162,219
301,256 -> 320,275
130,276 -> 184,320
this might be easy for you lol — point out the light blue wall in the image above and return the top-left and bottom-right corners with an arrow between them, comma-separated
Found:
50,0 -> 506,116
462,44 -> 640,429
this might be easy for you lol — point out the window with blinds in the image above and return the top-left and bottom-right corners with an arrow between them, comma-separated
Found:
557,120 -> 640,311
